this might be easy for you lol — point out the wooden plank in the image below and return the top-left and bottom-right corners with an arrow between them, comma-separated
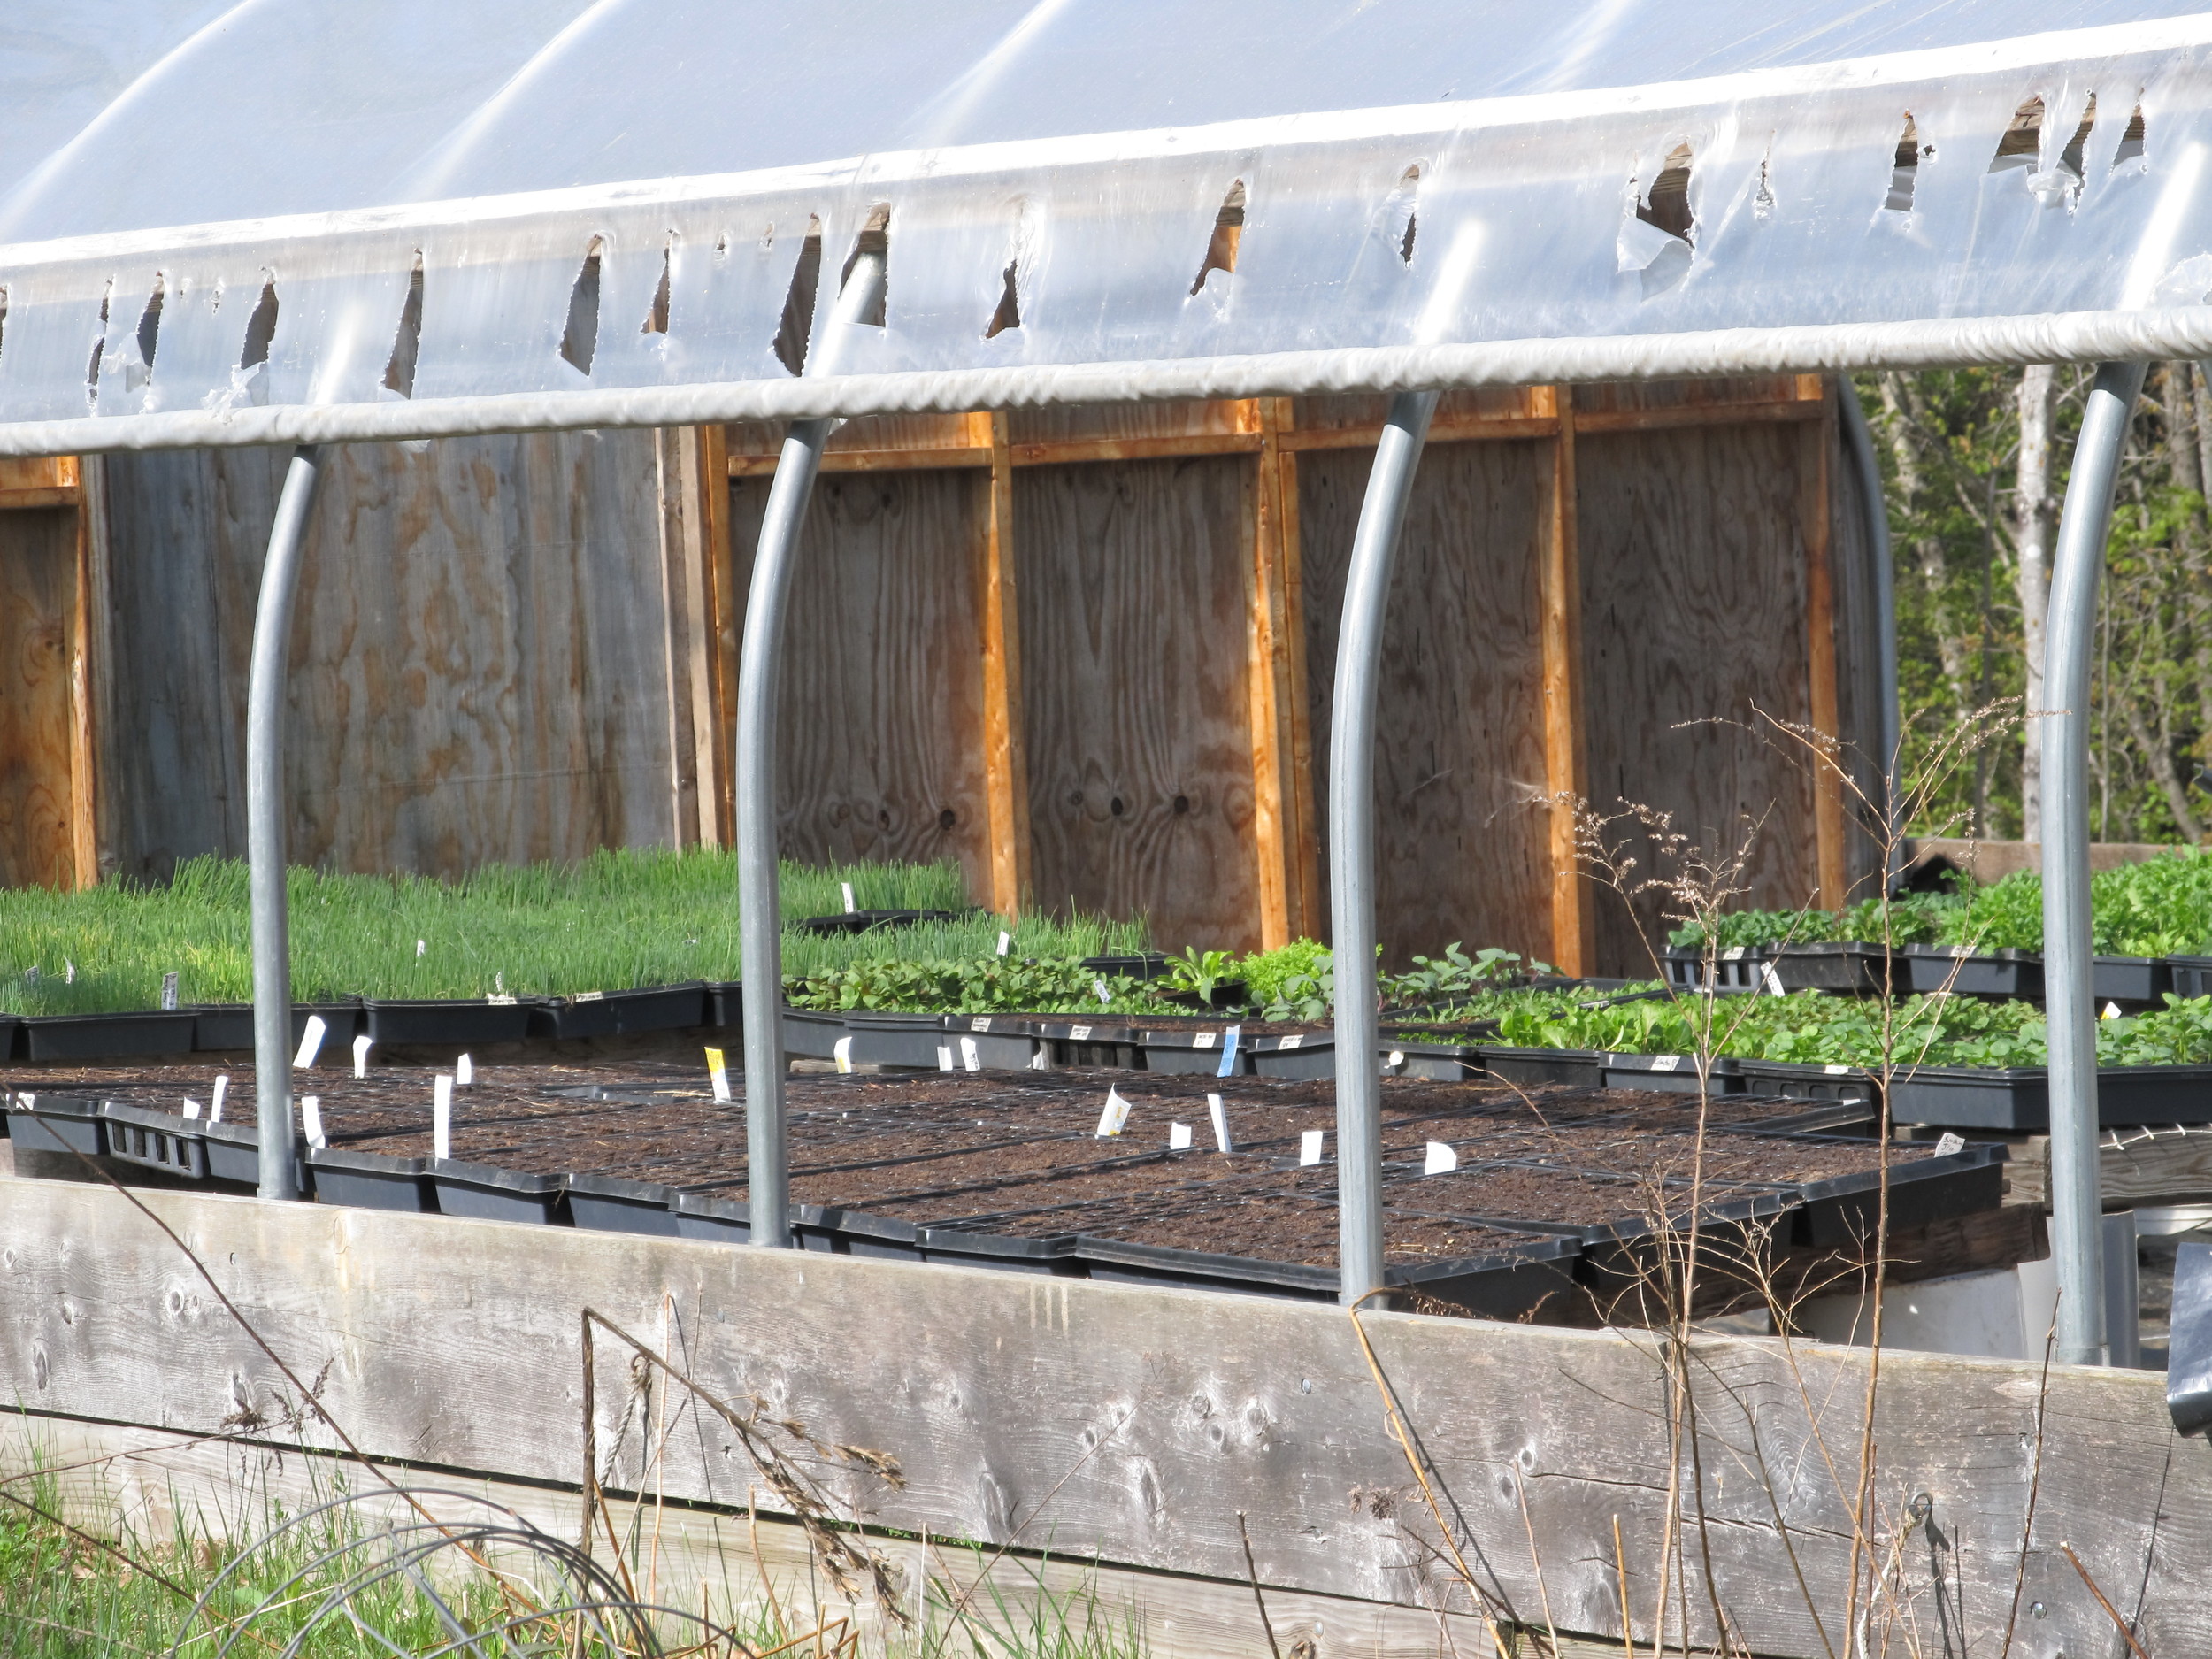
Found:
0,486 -> 82,510
78,455 -> 119,885
732,446 -> 993,478
1301,442 -> 1554,969
726,467 -> 995,894
1284,415 -> 1559,451
1985,1125 -> 2212,1208
978,412 -> 1033,917
0,455 -> 80,510
67,490 -> 97,887
703,426 -> 741,849
0,1178 -> 2197,1659
654,430 -> 708,847
0,506 -> 81,888
1576,426 -> 1824,976
1800,388 -> 1848,910
1016,457 -> 1263,953
1244,399 -> 1307,950
1008,400 -> 1255,449
1010,433 -> 1265,467
1571,401 -> 1827,434
1536,388 -> 1593,978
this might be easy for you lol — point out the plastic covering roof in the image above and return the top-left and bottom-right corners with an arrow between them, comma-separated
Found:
5,2 -> 2212,452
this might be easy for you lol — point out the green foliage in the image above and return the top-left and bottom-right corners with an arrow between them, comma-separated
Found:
1233,938 -> 1333,1011
1386,941 -> 1554,1003
785,956 -> 1168,1017
1164,947 -> 1235,1003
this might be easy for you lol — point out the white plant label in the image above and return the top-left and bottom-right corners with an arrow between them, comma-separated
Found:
1424,1141 -> 1458,1175
182,1098 -> 202,1120
1094,1087 -> 1131,1138
416,939 -> 426,958
352,1033 -> 373,1079
960,1036 -> 981,1071
971,1017 -> 992,1032
704,1047 -> 732,1102
160,972 -> 179,1010
210,1075 -> 227,1123
1029,1049 -> 1048,1071
2103,1001 -> 2124,1020
1933,1132 -> 1967,1156
936,1044 -> 955,1071
455,1053 -> 472,1086
434,1076 -> 454,1161
1070,1025 -> 1092,1041
1299,1129 -> 1325,1166
1093,979 -> 1111,1006
1194,1032 -> 1216,1048
293,1015 -> 326,1070
1170,1121 -> 1194,1150
1724,946 -> 1746,961
1824,1064 -> 1850,1074
300,1095 -> 326,1150
1217,1025 -> 1242,1078
1761,961 -> 1786,996
1386,1051 -> 1405,1070
64,958 -> 74,984
996,931 -> 1011,956
833,1035 -> 854,1074
1208,1093 -> 1233,1153
841,882 -> 856,913
1649,1054 -> 1682,1071
1279,1034 -> 1303,1050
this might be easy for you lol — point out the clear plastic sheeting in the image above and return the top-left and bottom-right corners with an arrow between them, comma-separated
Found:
4,4 -> 2212,452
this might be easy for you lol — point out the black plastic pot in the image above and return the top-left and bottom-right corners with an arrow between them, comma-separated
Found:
363,998 -> 536,1046
920,1225 -> 1083,1276
845,1012 -> 950,1069
192,1002 -> 361,1054
945,1015 -> 1043,1071
1790,1141 -> 2008,1248
1599,1053 -> 1745,1094
565,1172 -> 683,1236
782,1008 -> 848,1060
1249,1032 -> 1333,1080
429,1158 -> 565,1225
1766,942 -> 1897,996
20,1010 -> 196,1062
1886,1062 -> 2212,1131
5,1092 -> 104,1156
549,982 -> 708,1041
1470,1044 -> 1605,1088
1730,1058 -> 1878,1107
1901,945 -> 2043,998
795,909 -> 970,936
101,1102 -> 207,1179
1135,1026 -> 1247,1076
308,1146 -> 434,1212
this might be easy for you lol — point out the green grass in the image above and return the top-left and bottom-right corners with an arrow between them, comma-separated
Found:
0,850 -> 1150,1016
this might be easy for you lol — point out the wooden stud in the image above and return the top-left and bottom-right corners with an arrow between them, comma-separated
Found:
1536,389 -> 1594,977
977,411 -> 1032,917
700,424 -> 740,848
1243,399 -> 1315,950
1801,382 -> 1848,910
66,464 -> 98,888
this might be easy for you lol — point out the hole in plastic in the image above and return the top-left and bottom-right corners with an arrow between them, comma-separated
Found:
0,288 -> 9,366
840,204 -> 891,327
2058,93 -> 2096,179
1990,96 -> 2045,173
558,236 -> 603,376
772,217 -> 824,375
641,236 -> 672,335
1382,165 -> 1422,265
86,282 -> 112,409
382,254 -> 424,398
985,260 -> 1022,339
2116,101 -> 2147,167
134,274 -> 165,376
239,278 -> 279,370
1637,144 -> 1694,242
1885,115 -> 1926,212
1189,180 -> 1247,295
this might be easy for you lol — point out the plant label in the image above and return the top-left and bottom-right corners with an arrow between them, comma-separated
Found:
182,1098 -> 201,1120
960,1036 -> 981,1071
1279,1034 -> 1303,1050
416,939 -> 426,958
300,1095 -> 326,1151
211,1075 -> 227,1123
455,1053 -> 472,1086
936,1045 -> 955,1071
1029,1049 -> 1048,1071
705,1047 -> 733,1102
1217,1025 -> 1242,1078
1649,1054 -> 1681,1071
1424,1141 -> 1458,1175
972,1017 -> 992,1032
1094,1087 -> 1131,1138
1208,1093 -> 1233,1152
1194,1032 -> 1216,1048
161,972 -> 179,1010
1386,1051 -> 1404,1071
1093,979 -> 1111,1006
293,1015 -> 327,1070
833,1035 -> 854,1074
1824,1064 -> 1850,1074
841,882 -> 856,914
1070,1025 -> 1092,1041
1761,961 -> 1786,996
352,1033 -> 373,1079
2103,1002 -> 2124,1020
1723,946 -> 1746,961
1299,1129 -> 1325,1166
1170,1121 -> 1193,1150
996,931 -> 1010,956
1933,1132 -> 1967,1156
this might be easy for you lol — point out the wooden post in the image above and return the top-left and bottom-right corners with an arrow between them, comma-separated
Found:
697,423 -> 739,848
1799,376 -> 1848,909
975,411 -> 1032,917
1536,388 -> 1593,976
1244,398 -> 1317,949
65,457 -> 98,889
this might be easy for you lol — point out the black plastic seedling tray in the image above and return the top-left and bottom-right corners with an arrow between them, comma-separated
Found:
363,999 -> 537,1046
794,909 -> 971,936
1901,945 -> 2042,999
1249,1032 -> 1333,1080
804,1205 -> 926,1260
845,1012 -> 951,1070
1471,1045 -> 1604,1088
5,1092 -> 104,1156
0,1015 -> 20,1059
1074,1230 -> 1580,1317
191,1002 -> 361,1053
1663,945 -> 1767,994
565,1172 -> 682,1236
549,982 -> 707,1041
1788,1141 -> 2008,1248
2093,956 -> 2171,1004
1379,1039 -> 1485,1081
782,1009 -> 847,1060
102,1101 -> 207,1179
429,1158 -> 565,1225
1036,1019 -> 1142,1069
1599,1053 -> 1744,1094
1080,953 -> 1171,980
1886,1063 -> 2212,1131
1731,1059 -> 1878,1106
1766,942 -> 1897,996
1134,1026 -> 1247,1075
945,1016 -> 1042,1071
308,1146 -> 434,1212
19,1011 -> 197,1063
703,981 -> 744,1030
2170,956 -> 2212,999
920,1225 -> 1082,1275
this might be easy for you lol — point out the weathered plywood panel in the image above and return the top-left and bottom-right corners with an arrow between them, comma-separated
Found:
0,507 -> 80,888
1017,457 -> 1260,951
1577,424 -> 1822,976
727,469 -> 994,894
0,1179 -> 2196,1659
98,434 -> 681,882
1300,442 -> 1554,968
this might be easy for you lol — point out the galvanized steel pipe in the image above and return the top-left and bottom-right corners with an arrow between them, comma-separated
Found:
1329,388 -> 1438,1306
737,250 -> 887,1249
2044,359 -> 2145,1366
1837,380 -> 1902,891
247,444 -> 326,1202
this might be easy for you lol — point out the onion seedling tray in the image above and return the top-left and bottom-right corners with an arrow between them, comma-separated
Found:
1080,953 -> 1171,980
548,982 -> 707,1041
794,909 -> 972,935
703,981 -> 744,1030
191,1002 -> 362,1053
363,998 -> 537,1046
19,1011 -> 196,1063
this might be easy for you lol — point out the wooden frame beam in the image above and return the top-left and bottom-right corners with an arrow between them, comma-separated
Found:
1242,398 -> 1317,949
1800,377 -> 1848,909
1536,388 -> 1593,977
698,425 -> 740,848
975,411 -> 1032,917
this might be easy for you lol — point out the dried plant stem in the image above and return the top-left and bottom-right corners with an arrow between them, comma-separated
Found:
1238,1510 -> 1286,1659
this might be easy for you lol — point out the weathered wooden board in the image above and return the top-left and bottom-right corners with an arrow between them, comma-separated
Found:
0,506 -> 81,889
96,434 -> 682,883
1016,457 -> 1262,951
0,1178 -> 2192,1659
1300,442 -> 1555,969
726,468 -> 995,895
1576,425 -> 1824,977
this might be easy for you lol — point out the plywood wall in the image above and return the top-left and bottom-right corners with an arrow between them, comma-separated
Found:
0,508 -> 82,889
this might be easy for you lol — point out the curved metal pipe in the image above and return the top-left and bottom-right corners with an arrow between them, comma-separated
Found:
248,444 -> 326,1202
738,250 -> 888,1249
2044,359 -> 2145,1366
1837,380 -> 1901,891
1329,389 -> 1438,1306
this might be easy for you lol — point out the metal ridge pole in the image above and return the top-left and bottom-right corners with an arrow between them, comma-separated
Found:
738,249 -> 887,1249
2045,359 -> 2145,1366
1837,379 -> 1902,891
1330,388 -> 1438,1307
247,444 -> 326,1202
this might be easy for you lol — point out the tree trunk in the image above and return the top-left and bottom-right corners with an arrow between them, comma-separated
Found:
1876,373 -> 1977,707
2016,364 -> 2058,841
